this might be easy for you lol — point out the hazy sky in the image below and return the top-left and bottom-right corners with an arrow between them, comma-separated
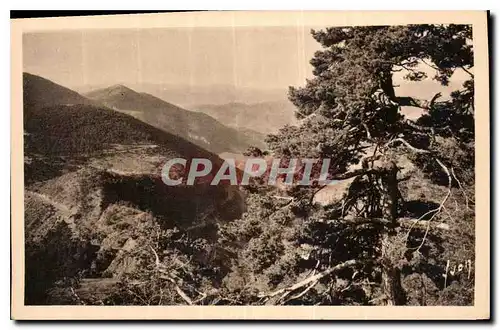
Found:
23,27 -> 322,91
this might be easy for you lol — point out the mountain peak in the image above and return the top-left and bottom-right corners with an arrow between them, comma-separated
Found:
84,84 -> 139,101
23,72 -> 93,107
107,84 -> 135,94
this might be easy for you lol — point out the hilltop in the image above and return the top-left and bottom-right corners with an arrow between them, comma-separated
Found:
23,72 -> 94,107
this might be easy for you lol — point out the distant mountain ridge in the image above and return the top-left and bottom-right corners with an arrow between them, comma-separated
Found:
85,85 -> 266,154
122,83 -> 290,108
22,73 -> 223,163
191,100 -> 298,134
189,79 -> 468,130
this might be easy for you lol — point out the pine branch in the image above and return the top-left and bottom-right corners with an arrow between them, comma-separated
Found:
379,68 -> 441,110
461,66 -> 474,78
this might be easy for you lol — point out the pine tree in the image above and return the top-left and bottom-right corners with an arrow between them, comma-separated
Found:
223,24 -> 475,305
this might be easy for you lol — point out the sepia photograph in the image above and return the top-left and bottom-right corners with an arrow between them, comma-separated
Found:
10,11 -> 490,320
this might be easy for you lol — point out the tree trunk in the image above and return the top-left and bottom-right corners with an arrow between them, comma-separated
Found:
378,160 -> 400,224
346,156 -> 407,305
380,231 -> 406,305
377,159 -> 406,305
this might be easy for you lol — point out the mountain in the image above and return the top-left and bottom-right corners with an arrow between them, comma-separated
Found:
190,101 -> 298,134
23,73 -> 244,304
23,72 -> 94,107
85,85 -> 265,154
23,75 -> 218,160
116,83 -> 290,108
187,80 -> 467,131
85,84 -> 167,110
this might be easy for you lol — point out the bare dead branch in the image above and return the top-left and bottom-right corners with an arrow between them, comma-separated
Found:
192,292 -> 207,305
284,280 -> 319,303
385,137 -> 431,154
402,158 -> 452,247
149,245 -> 160,266
385,137 -> 455,240
271,195 -> 294,201
149,245 -> 194,305
451,167 -> 471,210
259,259 -> 361,302
413,159 -> 452,253
404,209 -> 440,241
363,123 -> 372,140
173,284 -> 194,305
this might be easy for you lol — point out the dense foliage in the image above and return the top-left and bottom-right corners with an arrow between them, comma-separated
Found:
215,24 -> 476,306
24,103 -> 219,161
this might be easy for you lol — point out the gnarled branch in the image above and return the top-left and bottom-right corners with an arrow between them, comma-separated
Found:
385,137 -> 431,154
149,245 -> 194,305
259,259 -> 362,303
